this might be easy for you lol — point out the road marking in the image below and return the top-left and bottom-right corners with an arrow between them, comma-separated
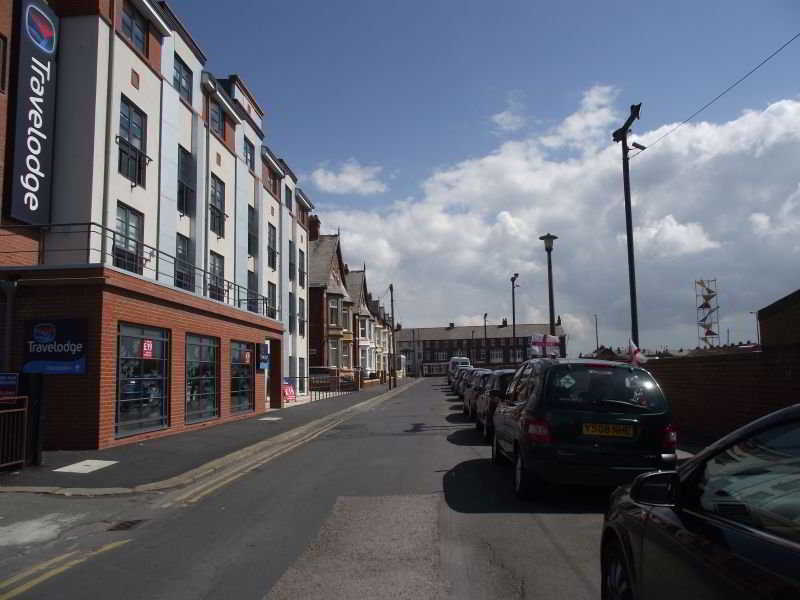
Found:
0,540 -> 130,600
53,460 -> 118,473
0,551 -> 78,590
258,417 -> 282,421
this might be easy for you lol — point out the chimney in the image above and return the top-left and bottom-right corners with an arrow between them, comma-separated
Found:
448,322 -> 455,329
309,214 -> 321,241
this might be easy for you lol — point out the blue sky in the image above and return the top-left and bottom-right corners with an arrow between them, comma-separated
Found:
174,0 -> 800,354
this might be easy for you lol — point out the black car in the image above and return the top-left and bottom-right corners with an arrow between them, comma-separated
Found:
601,403 -> 800,600
475,369 -> 517,440
492,358 -> 677,499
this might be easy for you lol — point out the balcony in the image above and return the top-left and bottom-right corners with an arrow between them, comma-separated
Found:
1,222 -> 281,321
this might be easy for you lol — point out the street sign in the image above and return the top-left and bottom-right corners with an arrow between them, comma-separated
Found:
257,343 -> 270,371
22,319 -> 87,374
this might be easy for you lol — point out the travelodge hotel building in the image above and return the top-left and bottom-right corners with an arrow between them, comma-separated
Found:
0,0 -> 311,449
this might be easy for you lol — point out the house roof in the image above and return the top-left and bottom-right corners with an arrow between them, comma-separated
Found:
759,288 -> 800,319
395,323 -> 565,343
309,235 -> 351,300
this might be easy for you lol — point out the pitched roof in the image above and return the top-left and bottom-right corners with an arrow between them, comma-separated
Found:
345,270 -> 365,303
309,235 -> 351,300
395,323 -> 565,342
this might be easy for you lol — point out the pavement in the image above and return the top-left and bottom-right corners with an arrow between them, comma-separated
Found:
0,379 -> 415,494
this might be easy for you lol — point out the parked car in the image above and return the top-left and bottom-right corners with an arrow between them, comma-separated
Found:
447,356 -> 471,386
492,358 -> 677,499
475,369 -> 517,440
462,369 -> 492,417
453,366 -> 474,398
601,403 -> 800,600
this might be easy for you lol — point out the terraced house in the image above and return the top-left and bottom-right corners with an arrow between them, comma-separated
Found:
0,0 -> 309,449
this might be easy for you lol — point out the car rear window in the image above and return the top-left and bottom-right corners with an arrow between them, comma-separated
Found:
544,365 -> 667,412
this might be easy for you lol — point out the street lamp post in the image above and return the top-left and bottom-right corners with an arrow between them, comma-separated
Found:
612,103 -> 643,347
539,234 -> 557,337
483,312 -> 488,366
511,273 -> 519,356
471,329 -> 475,362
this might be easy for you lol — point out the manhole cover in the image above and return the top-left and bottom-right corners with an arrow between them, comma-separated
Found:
107,519 -> 146,531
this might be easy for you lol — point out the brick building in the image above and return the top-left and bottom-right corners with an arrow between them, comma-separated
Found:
0,0 -> 309,449
758,288 -> 800,348
397,322 -> 566,376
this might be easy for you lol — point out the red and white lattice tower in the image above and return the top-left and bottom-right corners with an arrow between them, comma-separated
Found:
695,279 -> 720,348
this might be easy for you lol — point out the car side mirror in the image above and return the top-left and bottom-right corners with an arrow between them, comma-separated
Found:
630,471 -> 679,507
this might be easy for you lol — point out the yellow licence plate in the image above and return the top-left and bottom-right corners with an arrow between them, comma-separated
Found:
582,423 -> 634,437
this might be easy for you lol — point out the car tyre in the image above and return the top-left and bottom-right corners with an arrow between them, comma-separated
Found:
513,449 -> 540,500
602,543 -> 634,600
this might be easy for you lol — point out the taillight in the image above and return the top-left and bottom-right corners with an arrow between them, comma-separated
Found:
523,416 -> 551,444
662,424 -> 677,451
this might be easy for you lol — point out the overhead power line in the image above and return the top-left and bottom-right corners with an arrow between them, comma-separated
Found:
635,29 -> 800,157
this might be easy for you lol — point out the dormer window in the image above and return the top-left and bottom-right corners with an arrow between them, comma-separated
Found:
210,100 -> 224,137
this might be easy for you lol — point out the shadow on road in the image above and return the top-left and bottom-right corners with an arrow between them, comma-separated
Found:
443,458 -> 612,515
445,413 -> 471,425
446,427 -> 485,446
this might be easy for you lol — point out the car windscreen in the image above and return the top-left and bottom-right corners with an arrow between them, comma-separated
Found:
544,365 -> 667,412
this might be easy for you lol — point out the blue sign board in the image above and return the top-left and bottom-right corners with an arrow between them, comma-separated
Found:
258,342 -> 270,371
0,372 -> 19,403
22,319 -> 87,374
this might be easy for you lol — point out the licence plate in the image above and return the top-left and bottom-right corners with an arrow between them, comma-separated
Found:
582,423 -> 634,437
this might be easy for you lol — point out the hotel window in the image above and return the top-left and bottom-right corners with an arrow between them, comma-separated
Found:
114,202 -> 143,274
285,184 -> 293,212
230,341 -> 254,413
247,206 -> 257,256
298,249 -> 305,287
298,358 -> 306,393
177,145 -> 195,216
298,298 -> 306,336
210,99 -> 224,137
244,137 -> 255,171
118,96 -> 147,186
209,174 -> 225,237
116,324 -> 169,437
267,223 -> 277,269
175,234 -> 194,291
186,334 -> 219,423
329,339 -> 339,367
328,297 -> 339,327
122,1 -> 147,55
209,251 -> 224,302
289,292 -> 296,333
247,270 -> 258,313
288,240 -> 295,280
173,54 -> 192,103
267,281 -> 277,319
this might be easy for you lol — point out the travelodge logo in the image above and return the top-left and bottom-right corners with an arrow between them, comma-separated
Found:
32,323 -> 56,344
26,4 -> 57,54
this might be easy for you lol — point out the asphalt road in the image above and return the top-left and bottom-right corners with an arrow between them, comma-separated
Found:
0,378 -> 609,599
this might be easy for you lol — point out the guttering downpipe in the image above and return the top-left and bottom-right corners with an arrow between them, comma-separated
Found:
100,0 -> 117,263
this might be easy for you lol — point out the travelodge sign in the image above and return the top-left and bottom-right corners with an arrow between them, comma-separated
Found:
7,0 -> 59,226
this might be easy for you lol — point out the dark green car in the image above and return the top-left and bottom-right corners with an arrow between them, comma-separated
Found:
492,359 -> 677,499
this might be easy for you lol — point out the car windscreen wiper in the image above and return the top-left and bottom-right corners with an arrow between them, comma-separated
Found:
593,398 -> 647,410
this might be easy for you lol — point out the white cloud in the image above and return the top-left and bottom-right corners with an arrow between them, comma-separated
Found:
319,89 -> 800,355
311,159 -> 387,195
490,94 -> 527,133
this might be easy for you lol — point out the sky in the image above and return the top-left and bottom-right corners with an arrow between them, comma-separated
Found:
174,0 -> 800,355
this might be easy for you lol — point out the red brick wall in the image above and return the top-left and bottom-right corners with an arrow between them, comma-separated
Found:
646,346 -> 800,446
0,266 -> 284,449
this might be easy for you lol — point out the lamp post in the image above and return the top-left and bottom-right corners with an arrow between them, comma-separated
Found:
511,273 -> 519,355
539,234 -> 557,336
749,311 -> 761,345
612,103 -> 643,347
483,312 -> 488,366
471,329 -> 475,362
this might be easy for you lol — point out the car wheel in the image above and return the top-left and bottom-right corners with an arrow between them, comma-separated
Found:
491,433 -> 505,465
513,449 -> 539,500
602,543 -> 634,600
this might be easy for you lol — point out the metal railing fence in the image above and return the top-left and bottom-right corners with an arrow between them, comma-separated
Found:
0,397 -> 27,469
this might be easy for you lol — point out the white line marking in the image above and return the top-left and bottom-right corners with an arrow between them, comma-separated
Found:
53,460 -> 118,474
258,417 -> 282,421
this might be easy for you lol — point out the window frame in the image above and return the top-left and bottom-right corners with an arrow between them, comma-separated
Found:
298,249 -> 306,288
118,95 -> 147,187
173,53 -> 193,103
208,251 -> 225,302
267,223 -> 277,270
244,137 -> 255,171
298,297 -> 306,337
230,341 -> 255,414
175,233 -> 194,291
209,174 -> 225,237
121,1 -> 148,56
177,145 -> 195,216
267,281 -> 277,319
247,205 -> 258,256
114,202 -> 144,274
289,292 -> 296,334
185,334 -> 220,423
285,184 -> 293,212
328,297 -> 340,327
209,99 -> 224,137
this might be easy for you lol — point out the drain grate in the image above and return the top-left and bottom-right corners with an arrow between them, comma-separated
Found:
107,519 -> 146,531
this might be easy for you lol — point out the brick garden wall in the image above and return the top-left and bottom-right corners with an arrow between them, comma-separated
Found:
645,345 -> 800,446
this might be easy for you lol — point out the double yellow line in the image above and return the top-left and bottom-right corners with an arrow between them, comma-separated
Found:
0,540 -> 131,600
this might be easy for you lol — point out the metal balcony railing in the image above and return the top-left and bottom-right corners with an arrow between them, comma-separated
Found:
0,222 -> 281,321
